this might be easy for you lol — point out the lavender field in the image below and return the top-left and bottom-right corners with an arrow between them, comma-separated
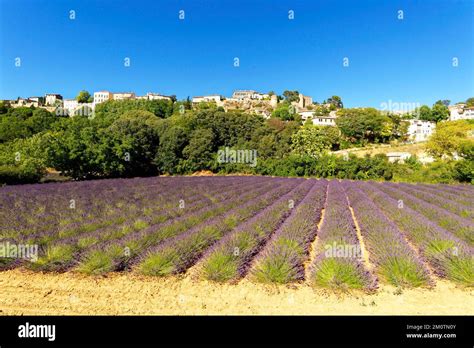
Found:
0,176 -> 472,290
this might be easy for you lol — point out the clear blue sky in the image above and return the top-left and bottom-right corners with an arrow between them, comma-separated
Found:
0,0 -> 473,108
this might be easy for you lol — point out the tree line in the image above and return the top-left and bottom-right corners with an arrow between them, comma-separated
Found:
0,97 -> 472,185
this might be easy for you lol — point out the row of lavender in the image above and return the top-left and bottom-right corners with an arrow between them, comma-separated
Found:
0,177 -> 472,288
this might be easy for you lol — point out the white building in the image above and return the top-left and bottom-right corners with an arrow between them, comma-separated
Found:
232,90 -> 256,100
61,99 -> 95,117
232,90 -> 268,100
449,104 -> 474,121
406,119 -> 436,142
298,110 -> 337,126
63,99 -> 79,115
312,116 -> 337,126
192,95 -> 223,103
45,94 -> 62,106
14,97 -> 40,107
29,97 -> 42,105
146,93 -> 172,101
386,152 -> 412,163
93,91 -> 113,104
73,102 -> 95,117
112,92 -> 136,101
252,92 -> 269,100
298,110 -> 315,122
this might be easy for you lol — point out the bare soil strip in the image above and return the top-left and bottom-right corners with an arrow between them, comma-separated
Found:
357,184 -> 438,282
303,184 -> 329,281
347,205 -> 375,273
0,269 -> 472,315
245,182 -> 316,275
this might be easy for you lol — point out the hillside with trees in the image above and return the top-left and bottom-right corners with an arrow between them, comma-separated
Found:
0,98 -> 473,185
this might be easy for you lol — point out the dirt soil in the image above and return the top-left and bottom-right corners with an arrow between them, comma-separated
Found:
0,269 -> 472,315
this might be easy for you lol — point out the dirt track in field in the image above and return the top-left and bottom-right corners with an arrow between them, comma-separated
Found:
0,269 -> 472,315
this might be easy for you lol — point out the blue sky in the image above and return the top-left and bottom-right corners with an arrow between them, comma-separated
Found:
0,0 -> 473,108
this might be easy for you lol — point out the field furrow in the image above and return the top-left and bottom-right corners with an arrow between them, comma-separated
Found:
343,182 -> 432,287
308,181 -> 376,290
372,182 -> 474,244
357,182 -> 473,286
135,179 -> 307,278
72,178 -> 289,274
196,179 -> 316,282
249,180 -> 327,283
387,182 -> 473,219
1,176 -> 472,291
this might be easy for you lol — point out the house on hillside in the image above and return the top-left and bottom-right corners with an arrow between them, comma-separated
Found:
113,92 -> 136,100
232,90 -> 268,100
45,94 -> 63,106
406,119 -> 435,142
63,99 -> 79,115
298,109 -> 337,126
145,93 -> 172,101
386,152 -> 412,163
93,91 -> 113,104
192,95 -> 224,104
449,104 -> 474,121
312,115 -> 337,126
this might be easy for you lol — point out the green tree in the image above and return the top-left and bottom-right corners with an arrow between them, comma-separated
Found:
8,107 -> 34,120
291,125 -> 336,157
182,128 -> 215,171
387,113 -> 409,140
272,103 -> 297,121
44,117 -> 102,179
282,90 -> 300,103
465,97 -> 474,108
154,126 -> 188,174
336,108 -> 391,143
426,120 -> 474,158
437,100 -> 450,107
0,101 -> 9,114
76,90 -> 92,103
94,99 -> 174,125
101,110 -> 161,177
417,105 -> 432,121
313,104 -> 330,116
454,159 -> 474,183
431,102 -> 450,122
0,116 -> 31,143
25,109 -> 58,134
196,110 -> 265,147
327,96 -> 343,108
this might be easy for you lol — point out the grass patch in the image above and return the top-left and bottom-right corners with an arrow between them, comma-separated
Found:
445,256 -> 474,286
379,257 -> 429,288
139,249 -> 179,276
77,236 -> 98,249
311,258 -> 367,290
76,251 -> 115,275
201,252 -> 238,282
252,240 -> 303,284
253,253 -> 296,284
32,245 -> 75,271
425,239 -> 473,286
133,219 -> 149,231
425,239 -> 455,257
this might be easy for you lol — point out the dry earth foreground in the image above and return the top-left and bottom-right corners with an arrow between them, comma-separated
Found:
0,176 -> 473,315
